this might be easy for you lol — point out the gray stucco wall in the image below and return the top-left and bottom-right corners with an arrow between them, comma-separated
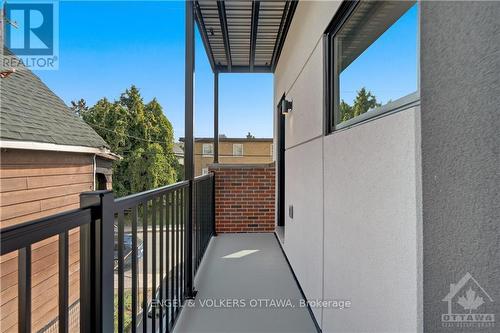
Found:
421,2 -> 500,332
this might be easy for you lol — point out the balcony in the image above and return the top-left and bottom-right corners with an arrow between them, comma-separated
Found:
1,176 -> 215,333
1,167 -> 308,333
174,233 -> 317,333
3,0 -> 496,332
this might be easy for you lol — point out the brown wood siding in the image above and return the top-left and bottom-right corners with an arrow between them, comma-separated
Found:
0,149 -> 94,332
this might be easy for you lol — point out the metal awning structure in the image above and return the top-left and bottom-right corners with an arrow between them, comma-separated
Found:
194,0 -> 298,73
184,3 -> 297,266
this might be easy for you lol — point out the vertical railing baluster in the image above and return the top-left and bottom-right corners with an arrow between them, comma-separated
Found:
117,211 -> 125,333
203,181 -> 205,260
159,195 -> 164,333
79,223 -> 91,333
80,190 -> 114,333
180,187 -> 185,301
212,174 -> 216,237
18,246 -> 31,333
175,190 -> 181,315
203,181 -> 206,254
197,182 -> 200,267
201,181 -> 204,258
203,182 -> 205,258
170,192 -> 175,327
175,190 -> 180,316
166,192 -> 171,331
131,206 -> 138,332
142,201 -> 148,333
180,187 -> 184,300
198,181 -> 200,268
151,197 -> 157,333
202,182 -> 204,262
58,231 -> 69,333
207,179 -> 211,248
193,182 -> 197,271
198,182 -> 201,267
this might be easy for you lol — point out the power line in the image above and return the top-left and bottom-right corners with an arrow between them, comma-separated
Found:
89,123 -> 169,145
88,124 -> 273,158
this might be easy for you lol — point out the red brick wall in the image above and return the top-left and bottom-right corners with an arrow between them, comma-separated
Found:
209,163 -> 275,233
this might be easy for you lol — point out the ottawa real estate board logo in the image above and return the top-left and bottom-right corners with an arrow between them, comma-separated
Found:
442,272 -> 495,329
2,0 -> 59,70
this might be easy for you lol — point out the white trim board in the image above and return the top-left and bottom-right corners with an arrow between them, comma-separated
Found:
0,140 -> 119,160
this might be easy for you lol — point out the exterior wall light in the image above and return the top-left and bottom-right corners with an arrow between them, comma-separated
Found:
281,98 -> 293,115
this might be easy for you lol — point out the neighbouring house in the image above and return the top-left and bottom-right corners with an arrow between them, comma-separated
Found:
173,141 -> 184,165
180,137 -> 273,176
0,49 -> 117,332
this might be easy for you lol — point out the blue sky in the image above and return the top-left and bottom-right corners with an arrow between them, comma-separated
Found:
340,3 -> 418,105
36,1 -> 274,140
34,1 -> 417,140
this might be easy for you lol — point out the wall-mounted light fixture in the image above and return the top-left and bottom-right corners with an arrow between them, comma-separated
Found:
280,98 -> 293,115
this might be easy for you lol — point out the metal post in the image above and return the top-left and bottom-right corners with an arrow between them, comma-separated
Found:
18,247 -> 31,333
80,190 -> 114,333
212,174 -> 217,236
214,71 -> 219,163
184,0 -> 196,299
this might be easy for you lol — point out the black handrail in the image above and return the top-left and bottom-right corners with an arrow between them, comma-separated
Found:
114,180 -> 189,210
193,173 -> 213,183
0,207 -> 96,255
0,191 -> 112,333
193,174 -> 215,274
0,176 -> 215,333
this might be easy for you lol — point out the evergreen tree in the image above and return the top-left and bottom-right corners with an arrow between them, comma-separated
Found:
339,87 -> 381,122
77,85 -> 178,197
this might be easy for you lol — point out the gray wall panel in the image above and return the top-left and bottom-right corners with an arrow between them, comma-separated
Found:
421,2 -> 500,332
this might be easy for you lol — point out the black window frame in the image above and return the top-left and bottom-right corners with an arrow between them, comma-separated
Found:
324,0 -> 359,135
324,0 -> 419,134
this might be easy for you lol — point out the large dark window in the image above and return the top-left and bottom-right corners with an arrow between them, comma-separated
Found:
325,0 -> 418,132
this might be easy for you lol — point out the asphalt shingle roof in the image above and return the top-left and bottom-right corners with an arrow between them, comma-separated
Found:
0,49 -> 109,149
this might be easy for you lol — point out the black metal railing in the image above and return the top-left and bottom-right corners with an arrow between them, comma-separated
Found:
113,180 -> 189,333
0,175 -> 216,333
193,174 -> 216,274
0,191 -> 114,333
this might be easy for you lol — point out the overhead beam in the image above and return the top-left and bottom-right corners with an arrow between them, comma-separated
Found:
214,72 -> 219,163
215,65 -> 272,73
217,0 -> 232,71
194,1 -> 216,71
249,1 -> 260,70
271,0 -> 298,71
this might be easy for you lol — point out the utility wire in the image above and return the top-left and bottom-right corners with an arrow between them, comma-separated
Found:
88,124 -> 273,157
89,123 -> 169,145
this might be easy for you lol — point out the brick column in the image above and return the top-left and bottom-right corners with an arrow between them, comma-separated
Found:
209,163 -> 275,233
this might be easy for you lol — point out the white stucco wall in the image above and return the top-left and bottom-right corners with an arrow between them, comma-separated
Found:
322,107 -> 421,332
284,136 -> 324,323
274,1 -> 422,332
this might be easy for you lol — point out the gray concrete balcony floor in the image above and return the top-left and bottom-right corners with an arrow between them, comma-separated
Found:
174,233 -> 318,333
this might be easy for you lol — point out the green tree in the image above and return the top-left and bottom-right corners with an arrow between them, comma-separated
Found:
340,100 -> 353,122
339,87 -> 381,122
77,86 -> 178,197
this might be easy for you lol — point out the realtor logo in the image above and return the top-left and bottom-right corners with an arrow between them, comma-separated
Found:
2,0 -> 59,69
441,272 -> 495,329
